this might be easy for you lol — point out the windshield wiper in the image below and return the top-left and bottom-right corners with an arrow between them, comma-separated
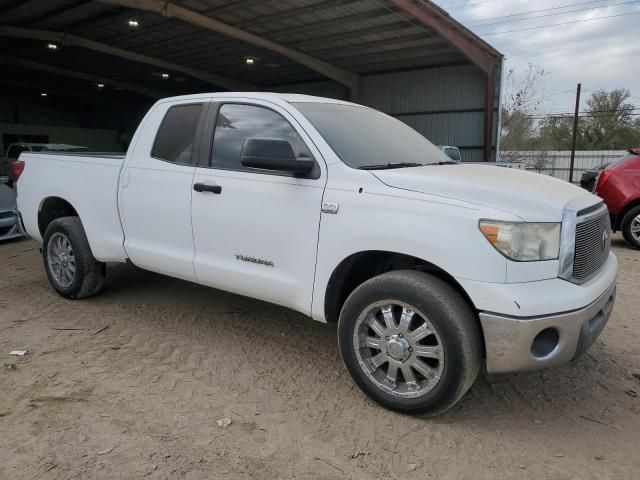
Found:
358,162 -> 425,170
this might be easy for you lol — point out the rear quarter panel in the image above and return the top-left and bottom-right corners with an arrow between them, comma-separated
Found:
16,153 -> 127,262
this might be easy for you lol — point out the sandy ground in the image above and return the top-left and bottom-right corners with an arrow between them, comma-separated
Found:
1,235 -> 639,480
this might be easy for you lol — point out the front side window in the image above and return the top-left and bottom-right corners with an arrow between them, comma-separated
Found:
211,104 -> 312,172
151,103 -> 203,165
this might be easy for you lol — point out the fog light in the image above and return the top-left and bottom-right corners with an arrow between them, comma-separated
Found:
531,328 -> 559,358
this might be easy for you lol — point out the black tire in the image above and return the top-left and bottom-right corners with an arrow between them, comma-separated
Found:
42,217 -> 106,299
338,270 -> 482,415
621,205 -> 640,249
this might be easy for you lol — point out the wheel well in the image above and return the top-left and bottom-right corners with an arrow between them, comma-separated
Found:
324,251 -> 476,325
38,197 -> 78,237
616,198 -> 640,230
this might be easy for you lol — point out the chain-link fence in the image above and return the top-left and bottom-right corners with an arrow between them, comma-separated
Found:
500,150 -> 627,184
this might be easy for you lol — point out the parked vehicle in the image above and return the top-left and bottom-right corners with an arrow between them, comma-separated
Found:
437,145 -> 461,162
581,162 -> 611,191
594,148 -> 640,248
0,176 -> 22,241
16,93 -> 617,415
1,143 -> 90,184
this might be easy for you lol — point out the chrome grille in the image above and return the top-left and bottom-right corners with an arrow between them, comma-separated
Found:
572,209 -> 610,281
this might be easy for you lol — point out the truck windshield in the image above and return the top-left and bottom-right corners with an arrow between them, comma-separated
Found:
293,102 -> 451,169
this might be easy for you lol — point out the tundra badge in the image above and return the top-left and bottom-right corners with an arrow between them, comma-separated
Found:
321,202 -> 339,214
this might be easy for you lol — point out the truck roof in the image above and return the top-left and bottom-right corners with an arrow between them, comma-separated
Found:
155,92 -> 358,107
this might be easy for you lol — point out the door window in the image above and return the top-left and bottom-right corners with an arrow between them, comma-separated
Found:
151,103 -> 203,165
210,104 -> 313,174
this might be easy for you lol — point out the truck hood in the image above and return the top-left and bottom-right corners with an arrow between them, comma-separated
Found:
371,164 -> 596,221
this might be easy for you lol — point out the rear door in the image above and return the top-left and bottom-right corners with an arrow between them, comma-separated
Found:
191,99 -> 326,314
119,99 -> 209,282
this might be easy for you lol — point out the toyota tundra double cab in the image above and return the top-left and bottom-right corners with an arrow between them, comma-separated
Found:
15,93 -> 617,415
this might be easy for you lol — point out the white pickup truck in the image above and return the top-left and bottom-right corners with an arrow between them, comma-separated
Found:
16,93 -> 617,415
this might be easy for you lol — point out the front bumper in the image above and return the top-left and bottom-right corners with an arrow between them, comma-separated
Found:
479,280 -> 616,374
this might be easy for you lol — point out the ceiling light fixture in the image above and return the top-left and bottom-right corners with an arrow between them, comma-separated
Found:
161,73 -> 169,79
245,56 -> 255,65
97,83 -> 105,88
41,93 -> 48,97
47,43 -> 58,50
128,19 -> 139,27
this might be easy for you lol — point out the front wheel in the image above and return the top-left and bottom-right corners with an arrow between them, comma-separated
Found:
338,271 -> 482,415
43,217 -> 106,299
621,206 -> 640,249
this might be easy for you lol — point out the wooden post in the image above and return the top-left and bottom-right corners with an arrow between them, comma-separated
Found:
569,83 -> 581,183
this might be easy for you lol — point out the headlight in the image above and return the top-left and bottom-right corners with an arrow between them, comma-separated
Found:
479,221 -> 560,261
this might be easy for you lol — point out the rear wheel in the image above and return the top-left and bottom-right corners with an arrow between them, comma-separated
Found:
338,270 -> 482,415
621,206 -> 640,249
43,217 -> 105,299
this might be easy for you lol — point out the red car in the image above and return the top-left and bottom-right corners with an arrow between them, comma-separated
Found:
595,148 -> 640,248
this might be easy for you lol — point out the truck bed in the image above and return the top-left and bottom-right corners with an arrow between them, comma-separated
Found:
16,152 -> 128,262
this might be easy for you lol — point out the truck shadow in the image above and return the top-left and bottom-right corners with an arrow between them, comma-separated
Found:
96,262 -> 636,429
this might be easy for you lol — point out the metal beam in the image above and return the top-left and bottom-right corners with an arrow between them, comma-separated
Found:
388,0 -> 499,75
0,26 -> 256,91
483,65 -> 496,161
0,55 -> 170,98
98,0 -> 360,88
232,0 -> 360,29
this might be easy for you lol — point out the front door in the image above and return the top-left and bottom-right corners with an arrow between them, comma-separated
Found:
191,100 -> 326,314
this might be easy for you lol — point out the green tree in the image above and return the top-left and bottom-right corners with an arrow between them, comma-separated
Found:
537,115 -> 574,150
580,88 -> 640,149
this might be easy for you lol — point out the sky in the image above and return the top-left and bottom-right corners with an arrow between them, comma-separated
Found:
432,0 -> 640,113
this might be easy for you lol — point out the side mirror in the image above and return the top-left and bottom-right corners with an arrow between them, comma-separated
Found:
240,138 -> 314,175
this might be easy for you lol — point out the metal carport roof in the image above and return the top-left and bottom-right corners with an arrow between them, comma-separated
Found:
0,0 -> 503,159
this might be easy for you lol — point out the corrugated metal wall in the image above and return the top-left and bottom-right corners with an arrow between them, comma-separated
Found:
273,63 -> 500,162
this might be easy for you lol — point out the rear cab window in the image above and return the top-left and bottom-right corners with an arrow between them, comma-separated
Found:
151,103 -> 204,165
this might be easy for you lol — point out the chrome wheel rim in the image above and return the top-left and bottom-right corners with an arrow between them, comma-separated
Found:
47,232 -> 76,288
353,300 -> 445,399
631,214 -> 640,243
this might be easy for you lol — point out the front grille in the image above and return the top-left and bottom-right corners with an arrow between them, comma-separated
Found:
0,210 -> 14,220
573,209 -> 610,281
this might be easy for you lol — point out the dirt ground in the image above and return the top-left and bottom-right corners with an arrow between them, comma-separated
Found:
1,235 -> 639,480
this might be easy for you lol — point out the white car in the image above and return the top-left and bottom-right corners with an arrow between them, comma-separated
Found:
16,93 -> 617,415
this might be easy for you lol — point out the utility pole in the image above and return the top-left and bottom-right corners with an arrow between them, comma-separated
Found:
569,82 -> 581,184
